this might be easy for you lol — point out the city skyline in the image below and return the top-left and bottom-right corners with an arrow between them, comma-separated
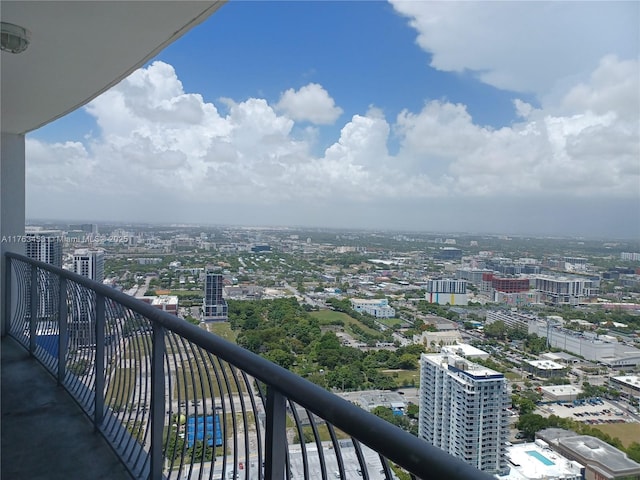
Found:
25,1 -> 639,238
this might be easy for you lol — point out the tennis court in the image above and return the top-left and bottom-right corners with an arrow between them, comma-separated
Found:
186,415 -> 222,447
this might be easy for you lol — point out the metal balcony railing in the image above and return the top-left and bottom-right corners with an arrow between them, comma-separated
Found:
3,252 -> 494,480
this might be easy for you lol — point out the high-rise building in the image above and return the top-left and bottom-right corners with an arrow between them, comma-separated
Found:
68,223 -> 98,235
25,230 -> 63,321
25,230 -> 63,267
418,352 -> 509,475
425,279 -> 468,305
70,249 -> 105,348
535,275 -> 598,305
73,248 -> 104,282
202,268 -> 227,322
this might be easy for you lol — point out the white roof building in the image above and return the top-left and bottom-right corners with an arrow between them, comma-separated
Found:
498,440 -> 583,480
441,343 -> 490,360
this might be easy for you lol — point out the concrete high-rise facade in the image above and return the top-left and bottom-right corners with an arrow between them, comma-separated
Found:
70,249 -> 105,348
418,353 -> 509,475
25,230 -> 63,267
73,248 -> 104,282
202,268 -> 227,322
425,279 -> 468,305
25,230 -> 64,322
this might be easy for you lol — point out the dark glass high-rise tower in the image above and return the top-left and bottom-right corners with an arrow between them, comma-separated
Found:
202,267 -> 227,322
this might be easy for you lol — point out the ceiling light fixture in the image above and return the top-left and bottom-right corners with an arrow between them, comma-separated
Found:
1,22 -> 31,54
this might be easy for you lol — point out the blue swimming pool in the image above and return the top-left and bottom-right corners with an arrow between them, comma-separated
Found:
526,450 -> 555,466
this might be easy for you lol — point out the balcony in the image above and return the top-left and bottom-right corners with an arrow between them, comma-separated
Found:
2,253 -> 494,480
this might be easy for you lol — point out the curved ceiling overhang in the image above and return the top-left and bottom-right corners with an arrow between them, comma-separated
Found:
1,0 -> 225,135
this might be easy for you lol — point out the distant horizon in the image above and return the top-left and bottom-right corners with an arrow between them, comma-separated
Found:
24,217 -> 640,243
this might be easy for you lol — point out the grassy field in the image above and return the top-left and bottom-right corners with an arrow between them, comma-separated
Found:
382,369 -> 420,387
123,334 -> 152,360
173,358 -> 245,399
203,322 -> 237,342
291,424 -> 350,443
310,310 -> 380,337
106,367 -> 135,409
593,422 -> 640,448
504,371 -> 524,381
376,317 -> 402,328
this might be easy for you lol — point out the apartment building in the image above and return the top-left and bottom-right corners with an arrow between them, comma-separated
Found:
535,275 -> 598,306
419,353 -> 510,475
426,279 -> 468,306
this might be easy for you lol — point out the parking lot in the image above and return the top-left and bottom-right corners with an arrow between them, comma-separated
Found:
539,398 -> 635,425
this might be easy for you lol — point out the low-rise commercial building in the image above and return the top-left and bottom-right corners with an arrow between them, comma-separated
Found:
350,298 -> 395,318
539,385 -> 582,402
609,375 -> 640,401
538,428 -> 640,480
524,360 -> 568,379
498,439 -> 583,480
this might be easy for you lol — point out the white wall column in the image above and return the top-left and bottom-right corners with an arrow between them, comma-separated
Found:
1,133 -> 26,336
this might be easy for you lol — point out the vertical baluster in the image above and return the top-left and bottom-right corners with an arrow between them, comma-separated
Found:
95,293 -> 105,429
29,264 -> 37,354
265,388 -> 286,480
150,323 -> 165,480
58,277 -> 68,385
3,256 -> 11,336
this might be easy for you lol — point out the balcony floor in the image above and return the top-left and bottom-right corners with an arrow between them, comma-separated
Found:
1,336 -> 132,480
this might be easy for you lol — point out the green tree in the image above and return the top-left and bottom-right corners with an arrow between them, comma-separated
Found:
516,413 -> 549,440
484,320 -> 507,340
406,404 -> 419,419
627,442 -> 640,463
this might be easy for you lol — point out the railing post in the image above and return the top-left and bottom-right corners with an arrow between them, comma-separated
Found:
264,387 -> 287,480
150,323 -> 165,480
3,255 -> 11,336
94,293 -> 105,429
58,277 -> 67,385
29,264 -> 38,354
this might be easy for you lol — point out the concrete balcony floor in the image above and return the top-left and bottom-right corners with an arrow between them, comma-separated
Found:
1,336 -> 132,480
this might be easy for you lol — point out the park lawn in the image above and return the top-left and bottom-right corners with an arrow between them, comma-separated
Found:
106,367 -> 135,410
310,310 -> 380,337
376,317 -> 402,328
167,289 -> 204,298
203,322 -> 237,342
292,424 -> 350,444
592,422 -> 640,448
123,333 -> 152,360
504,371 -> 523,381
382,369 -> 420,388
173,358 -> 244,399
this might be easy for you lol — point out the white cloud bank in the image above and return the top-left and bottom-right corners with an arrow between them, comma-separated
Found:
26,3 -> 639,237
389,0 -> 639,99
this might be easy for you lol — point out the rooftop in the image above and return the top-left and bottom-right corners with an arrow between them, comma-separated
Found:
539,429 -> 640,475
526,360 -> 566,370
498,441 -> 582,480
423,353 -> 504,379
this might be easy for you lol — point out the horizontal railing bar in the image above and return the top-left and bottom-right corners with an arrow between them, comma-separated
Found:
5,252 -> 494,480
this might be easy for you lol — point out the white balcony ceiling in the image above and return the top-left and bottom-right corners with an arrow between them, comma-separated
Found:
1,0 -> 225,135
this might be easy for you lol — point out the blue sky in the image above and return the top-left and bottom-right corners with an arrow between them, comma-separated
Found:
36,1 -> 529,147
28,1 -> 640,238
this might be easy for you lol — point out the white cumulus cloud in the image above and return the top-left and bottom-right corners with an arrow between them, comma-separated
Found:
276,83 -> 343,124
389,1 -> 639,97
25,6 -> 639,237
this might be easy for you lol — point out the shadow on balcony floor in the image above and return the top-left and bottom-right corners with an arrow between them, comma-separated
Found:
1,336 -> 132,480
